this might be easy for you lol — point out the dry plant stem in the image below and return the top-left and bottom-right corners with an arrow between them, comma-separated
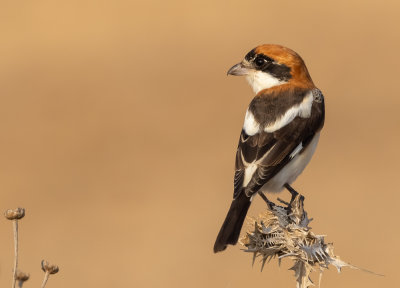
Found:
40,271 -> 50,288
12,220 -> 19,288
17,280 -> 25,288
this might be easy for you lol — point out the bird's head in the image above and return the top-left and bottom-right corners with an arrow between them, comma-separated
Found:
227,44 -> 314,94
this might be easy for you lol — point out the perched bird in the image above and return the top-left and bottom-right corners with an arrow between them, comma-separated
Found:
214,44 -> 325,253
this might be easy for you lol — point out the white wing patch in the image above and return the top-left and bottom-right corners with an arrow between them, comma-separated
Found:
240,144 -> 276,187
264,91 -> 314,133
243,163 -> 258,187
243,109 -> 260,136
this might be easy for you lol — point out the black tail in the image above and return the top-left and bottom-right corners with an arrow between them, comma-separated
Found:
213,192 -> 251,253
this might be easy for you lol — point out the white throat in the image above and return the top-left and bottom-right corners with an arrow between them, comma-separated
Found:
246,71 -> 286,94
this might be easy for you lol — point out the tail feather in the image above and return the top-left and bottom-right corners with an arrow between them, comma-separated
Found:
213,192 -> 251,253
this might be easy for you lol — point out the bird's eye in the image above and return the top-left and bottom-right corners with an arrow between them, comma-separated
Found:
254,57 -> 265,67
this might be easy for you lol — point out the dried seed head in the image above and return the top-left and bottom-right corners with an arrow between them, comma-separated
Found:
4,208 -> 25,220
41,260 -> 59,274
239,193 -> 377,288
16,270 -> 30,282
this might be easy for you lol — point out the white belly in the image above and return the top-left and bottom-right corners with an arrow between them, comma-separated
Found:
260,133 -> 320,193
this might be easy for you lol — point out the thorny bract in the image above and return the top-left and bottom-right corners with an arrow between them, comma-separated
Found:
240,194 -> 380,288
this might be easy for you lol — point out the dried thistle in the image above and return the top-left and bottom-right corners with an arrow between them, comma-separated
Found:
240,194 -> 380,288
4,208 -> 26,288
15,270 -> 29,288
41,260 -> 59,288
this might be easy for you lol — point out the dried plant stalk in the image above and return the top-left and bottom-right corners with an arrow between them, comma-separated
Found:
12,220 -> 19,288
4,208 -> 25,288
3,208 -> 60,288
41,260 -> 59,288
240,194 -> 379,288
41,271 -> 50,288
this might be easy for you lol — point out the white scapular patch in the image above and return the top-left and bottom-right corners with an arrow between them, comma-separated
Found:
264,91 -> 314,133
289,143 -> 303,159
246,70 -> 286,94
243,109 -> 260,136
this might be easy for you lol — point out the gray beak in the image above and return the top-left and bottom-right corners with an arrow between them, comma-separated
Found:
227,62 -> 251,76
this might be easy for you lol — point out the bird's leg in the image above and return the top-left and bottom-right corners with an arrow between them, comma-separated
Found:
284,183 -> 300,204
258,191 -> 275,210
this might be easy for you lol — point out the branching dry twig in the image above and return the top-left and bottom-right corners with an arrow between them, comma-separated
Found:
240,193 -> 381,288
3,208 -> 60,288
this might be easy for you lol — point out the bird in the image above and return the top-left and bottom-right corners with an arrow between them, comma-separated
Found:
213,44 -> 325,253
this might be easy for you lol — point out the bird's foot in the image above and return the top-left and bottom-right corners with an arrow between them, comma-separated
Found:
257,191 -> 275,210
284,184 -> 305,215
284,183 -> 303,204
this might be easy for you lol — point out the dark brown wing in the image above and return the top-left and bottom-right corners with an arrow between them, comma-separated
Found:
233,88 -> 324,198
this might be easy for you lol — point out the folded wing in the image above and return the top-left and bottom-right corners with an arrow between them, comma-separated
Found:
233,88 -> 325,198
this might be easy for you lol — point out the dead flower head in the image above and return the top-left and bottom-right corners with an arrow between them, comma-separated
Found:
41,260 -> 59,274
4,208 -> 25,220
16,270 -> 30,282
240,194 -> 365,288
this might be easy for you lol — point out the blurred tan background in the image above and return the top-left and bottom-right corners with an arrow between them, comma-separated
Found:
0,0 -> 399,287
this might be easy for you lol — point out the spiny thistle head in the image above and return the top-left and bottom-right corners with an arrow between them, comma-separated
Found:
4,208 -> 25,220
240,194 -> 362,288
41,260 -> 59,274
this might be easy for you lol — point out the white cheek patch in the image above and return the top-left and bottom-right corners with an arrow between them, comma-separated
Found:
246,71 -> 286,94
243,109 -> 260,136
264,91 -> 314,133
